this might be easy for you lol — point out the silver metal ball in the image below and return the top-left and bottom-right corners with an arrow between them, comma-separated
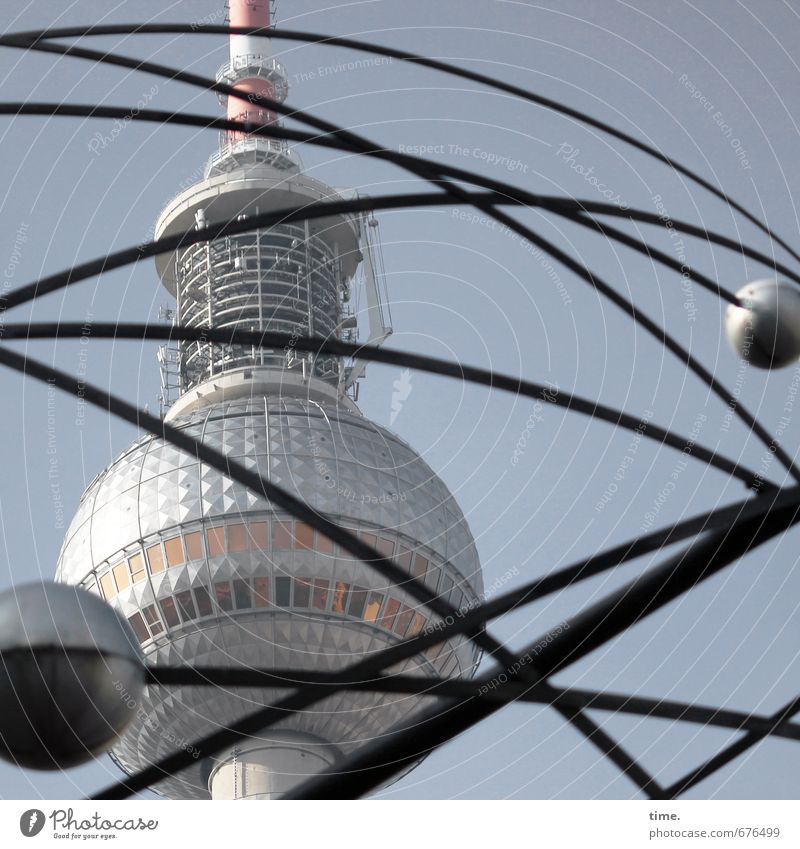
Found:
0,582 -> 145,770
724,279 -> 800,369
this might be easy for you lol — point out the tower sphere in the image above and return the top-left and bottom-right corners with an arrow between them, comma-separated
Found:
0,581 -> 144,769
57,395 -> 482,798
724,279 -> 800,369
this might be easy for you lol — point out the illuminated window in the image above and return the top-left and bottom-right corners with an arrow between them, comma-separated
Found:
159,597 -> 180,628
253,576 -> 270,608
294,578 -> 311,608
275,576 -> 291,607
377,537 -> 394,558
364,592 -> 383,623
396,546 -> 413,573
129,553 -> 146,584
316,532 -> 334,555
184,531 -> 203,561
142,604 -> 163,636
228,524 -> 248,553
232,578 -> 251,610
249,521 -> 268,551
214,581 -> 233,612
206,527 -> 226,557
408,612 -> 426,637
347,586 -> 367,618
100,571 -> 116,600
378,598 -> 401,630
360,532 -> 378,553
332,581 -> 349,613
273,521 -> 293,550
113,562 -> 130,592
194,586 -> 213,617
412,554 -> 428,581
394,605 -> 414,637
294,523 -> 314,550
147,543 -> 165,574
175,590 -> 196,623
312,579 -> 329,610
164,537 -> 185,567
128,613 -> 149,644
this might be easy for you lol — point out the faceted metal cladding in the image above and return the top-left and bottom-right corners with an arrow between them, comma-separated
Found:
56,396 -> 483,798
174,222 -> 342,391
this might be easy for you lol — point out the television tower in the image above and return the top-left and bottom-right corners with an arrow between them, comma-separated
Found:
57,0 -> 483,799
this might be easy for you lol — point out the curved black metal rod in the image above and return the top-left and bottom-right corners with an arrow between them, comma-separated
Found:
0,189 -> 487,310
8,23 -> 800,268
558,691 -> 800,745
0,190 -> 485,311
0,101 -> 787,482
5,36 -> 790,298
0,148 -> 788,310
89,478 -> 800,800
663,694 -> 800,799
10,321 -> 760,487
492,212 -> 800,485
0,35 -> 782,474
146,665 -> 800,744
554,207 -> 731,302
4,28 -> 796,474
571,200 -> 800,286
0,35 -> 785,476
0,189 -> 759,314
289,492 -> 800,799
416,482 -> 800,648
5,35 -> 782,479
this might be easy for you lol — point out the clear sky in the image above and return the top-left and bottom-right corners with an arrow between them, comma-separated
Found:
1,0 -> 800,800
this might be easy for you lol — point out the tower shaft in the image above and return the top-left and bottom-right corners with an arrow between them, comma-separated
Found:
54,1 -> 482,802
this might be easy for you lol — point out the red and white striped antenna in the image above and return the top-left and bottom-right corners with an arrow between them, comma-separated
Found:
214,0 -> 290,167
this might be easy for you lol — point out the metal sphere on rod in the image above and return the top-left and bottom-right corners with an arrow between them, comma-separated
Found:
724,279 -> 800,369
0,582 -> 144,769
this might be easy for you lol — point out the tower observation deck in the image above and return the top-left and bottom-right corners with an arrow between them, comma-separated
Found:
154,161 -> 367,411
154,0 -> 385,414
56,0 -> 484,800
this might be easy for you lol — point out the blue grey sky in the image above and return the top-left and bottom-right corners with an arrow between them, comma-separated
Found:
1,0 -> 800,799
